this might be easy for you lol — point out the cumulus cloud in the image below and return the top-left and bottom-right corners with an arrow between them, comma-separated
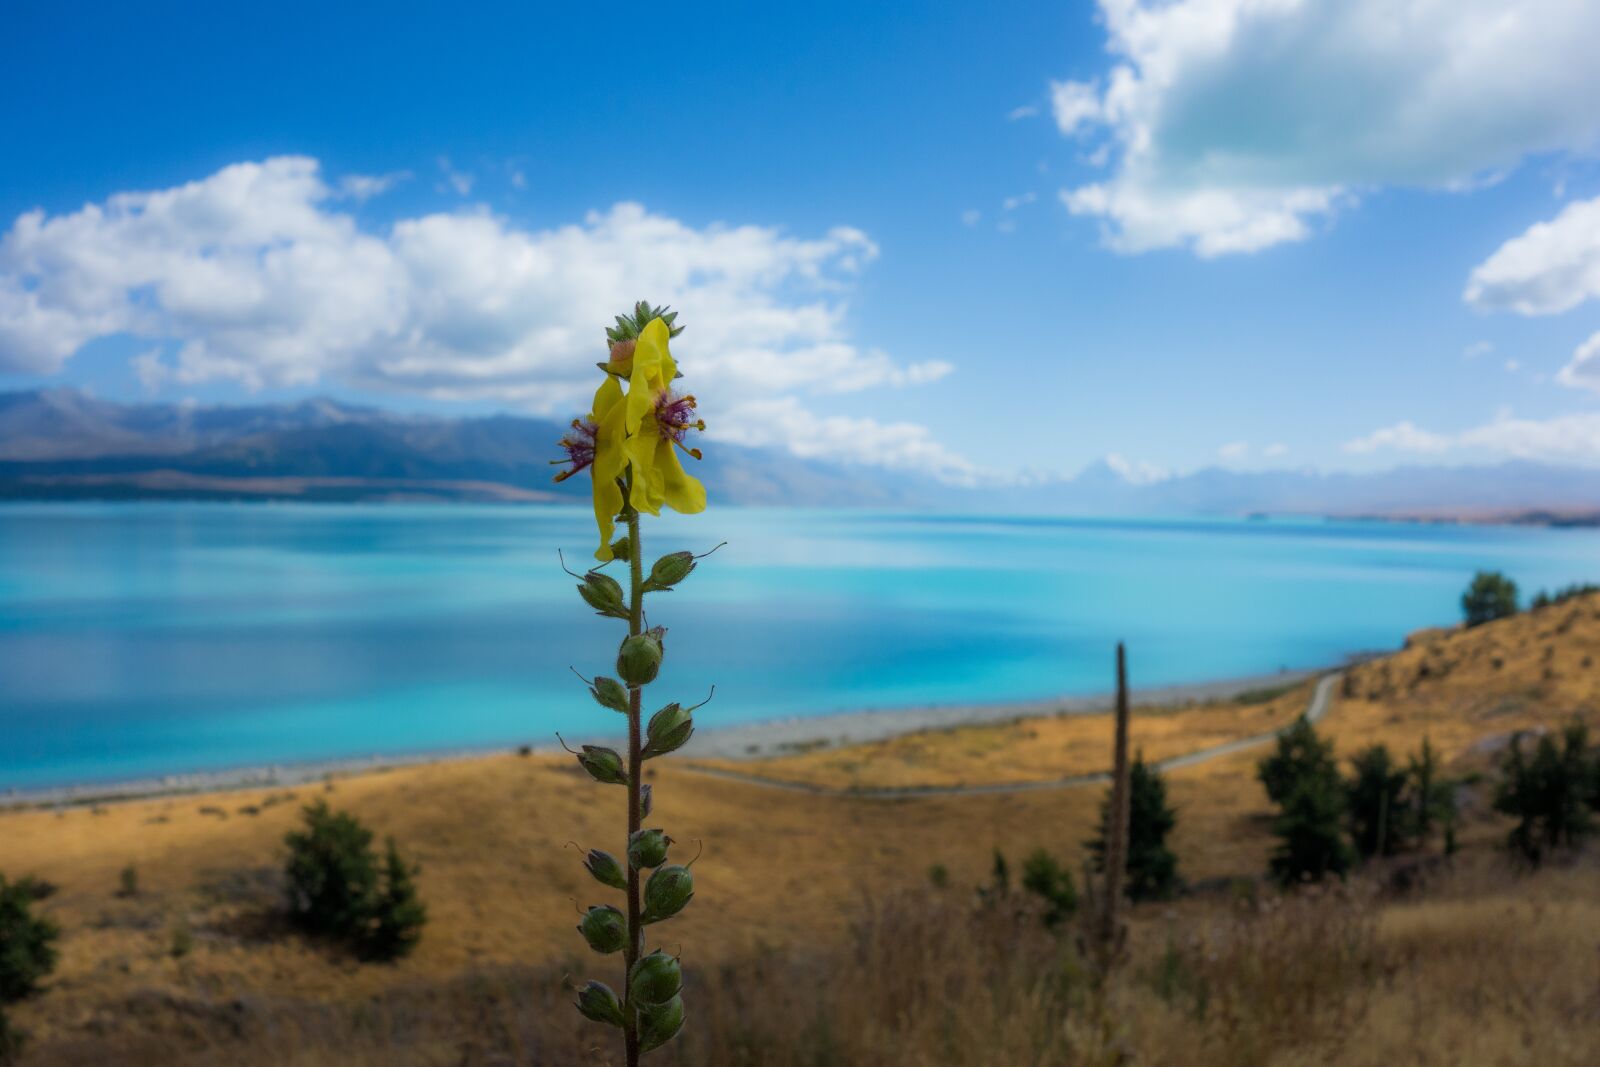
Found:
0,157 -> 969,479
1464,195 -> 1600,392
1263,442 -> 1289,458
1465,195 -> 1600,315
716,397 -> 983,486
1052,0 -> 1600,256
1343,411 -> 1600,464
1218,440 -> 1248,460
1557,330 -> 1600,395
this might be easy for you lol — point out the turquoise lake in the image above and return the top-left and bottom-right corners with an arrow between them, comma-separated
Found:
2,503 -> 1597,789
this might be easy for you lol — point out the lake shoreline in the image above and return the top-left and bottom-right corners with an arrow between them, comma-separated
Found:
0,662 -> 1348,809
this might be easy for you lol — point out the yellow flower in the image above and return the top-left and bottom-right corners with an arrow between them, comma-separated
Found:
561,317 -> 705,562
623,319 -> 706,521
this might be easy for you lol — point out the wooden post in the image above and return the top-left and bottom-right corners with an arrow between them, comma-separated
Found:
1099,641 -> 1131,957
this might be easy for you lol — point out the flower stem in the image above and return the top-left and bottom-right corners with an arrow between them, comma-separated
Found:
623,505 -> 644,1067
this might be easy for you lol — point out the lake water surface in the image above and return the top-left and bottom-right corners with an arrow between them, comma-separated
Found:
3,503 -> 1598,789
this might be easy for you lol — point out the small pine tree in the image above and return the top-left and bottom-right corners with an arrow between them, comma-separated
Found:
1087,754 -> 1181,901
1019,848 -> 1077,928
1260,718 -> 1353,884
0,874 -> 58,1003
1494,720 -> 1596,865
1258,716 -> 1340,808
1461,570 -> 1518,628
1270,774 -> 1355,885
284,800 -> 380,939
1407,736 -> 1456,852
366,838 -> 427,961
1346,745 -> 1410,859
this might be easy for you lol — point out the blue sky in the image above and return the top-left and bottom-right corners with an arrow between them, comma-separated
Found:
4,0 -> 1600,484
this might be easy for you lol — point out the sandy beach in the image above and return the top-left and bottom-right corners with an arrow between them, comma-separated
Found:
1,664 -> 1326,809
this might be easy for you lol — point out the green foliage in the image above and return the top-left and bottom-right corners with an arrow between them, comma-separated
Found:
1019,848 -> 1077,927
285,800 -> 379,938
1461,570 -> 1518,627
927,863 -> 949,889
0,874 -> 59,1004
1529,581 -> 1599,610
1345,745 -> 1409,859
1087,755 -> 1181,901
1258,716 -> 1339,808
1259,718 -> 1352,884
117,863 -> 138,899
1407,736 -> 1456,850
1493,720 -> 1597,865
283,801 -> 426,959
367,838 -> 427,961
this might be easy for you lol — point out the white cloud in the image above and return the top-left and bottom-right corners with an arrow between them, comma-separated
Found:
1557,330 -> 1600,395
715,397 -> 983,486
1050,80 -> 1102,135
1343,421 -> 1452,456
1504,359 -> 1521,373
0,157 -> 972,479
1002,192 -> 1037,211
436,157 -> 475,197
1007,104 -> 1040,121
1464,194 -> 1600,315
1344,411 -> 1600,464
338,171 -> 408,201
961,209 -> 981,227
1218,440 -> 1248,460
1462,340 -> 1493,360
1053,1 -> 1600,256
1263,442 -> 1289,458
1104,452 -> 1170,484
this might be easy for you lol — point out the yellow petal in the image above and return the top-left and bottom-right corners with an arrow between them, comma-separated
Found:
656,437 -> 706,515
627,417 -> 665,516
627,318 -> 676,431
589,377 -> 629,559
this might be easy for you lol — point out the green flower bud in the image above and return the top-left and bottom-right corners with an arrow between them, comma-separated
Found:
640,782 -> 653,818
574,979 -> 625,1027
577,745 -> 627,786
628,828 -> 671,869
647,551 -> 696,589
609,535 -> 631,561
576,905 -> 627,954
577,572 -> 628,618
583,848 -> 627,890
643,707 -> 695,759
617,630 -> 664,686
629,950 -> 682,1005
588,675 -> 629,714
639,994 -> 685,1052
642,864 -> 694,924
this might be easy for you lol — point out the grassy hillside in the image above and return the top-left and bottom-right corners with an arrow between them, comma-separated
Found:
3,593 -> 1599,1064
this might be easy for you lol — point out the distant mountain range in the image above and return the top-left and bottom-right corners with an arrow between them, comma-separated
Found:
1,388 -> 1597,522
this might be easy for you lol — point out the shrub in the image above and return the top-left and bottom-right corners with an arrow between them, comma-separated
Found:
1260,718 -> 1352,884
0,873 -> 59,1003
1461,570 -> 1518,627
1019,848 -> 1076,928
117,864 -> 138,899
285,800 -> 380,938
1258,716 -> 1340,808
1529,581 -> 1599,610
1087,754 -> 1181,901
367,838 -> 427,962
284,801 -> 426,958
1346,745 -> 1410,859
1407,736 -> 1457,852
1494,720 -> 1596,865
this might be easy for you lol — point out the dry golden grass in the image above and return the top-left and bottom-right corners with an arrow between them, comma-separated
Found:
687,682 -> 1311,789
3,591 -> 1599,1064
